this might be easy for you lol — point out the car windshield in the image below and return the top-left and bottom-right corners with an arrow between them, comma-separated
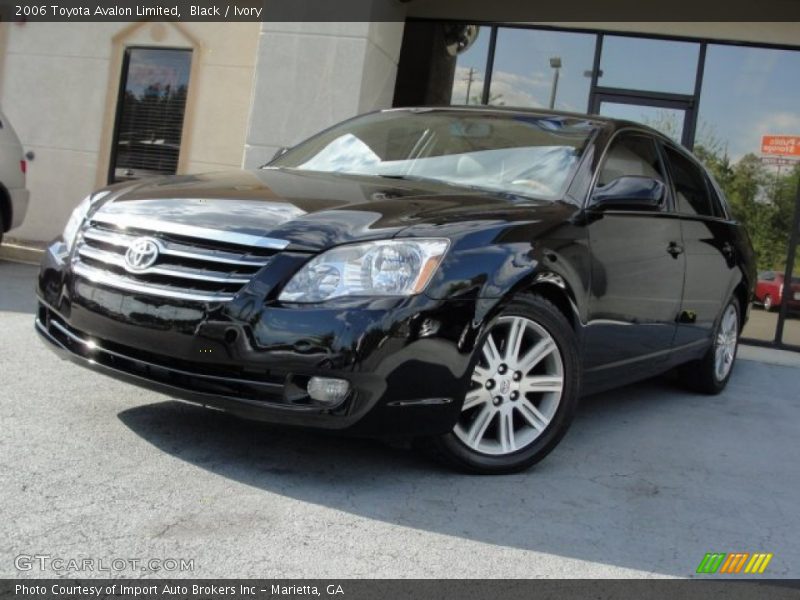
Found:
269,110 -> 598,200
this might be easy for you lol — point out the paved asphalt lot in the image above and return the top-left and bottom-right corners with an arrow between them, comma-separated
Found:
1,259 -> 799,578
742,308 -> 800,346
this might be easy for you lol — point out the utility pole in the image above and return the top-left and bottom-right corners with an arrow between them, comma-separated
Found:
549,57 -> 562,109
464,67 -> 475,105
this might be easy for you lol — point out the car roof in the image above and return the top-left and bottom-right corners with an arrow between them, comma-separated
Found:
382,105 -> 667,138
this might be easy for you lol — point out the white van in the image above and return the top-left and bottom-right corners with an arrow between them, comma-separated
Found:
0,108 -> 29,245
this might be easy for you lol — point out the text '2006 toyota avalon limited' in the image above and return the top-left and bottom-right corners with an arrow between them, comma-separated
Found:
36,108 -> 755,473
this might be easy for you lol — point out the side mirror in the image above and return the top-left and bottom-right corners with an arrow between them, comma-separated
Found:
260,146 -> 291,169
590,176 -> 665,211
271,146 -> 290,161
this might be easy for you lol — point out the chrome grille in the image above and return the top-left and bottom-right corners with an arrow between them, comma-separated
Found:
72,215 -> 288,303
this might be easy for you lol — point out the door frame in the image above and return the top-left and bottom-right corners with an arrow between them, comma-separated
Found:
767,177 -> 800,349
589,89 -> 697,149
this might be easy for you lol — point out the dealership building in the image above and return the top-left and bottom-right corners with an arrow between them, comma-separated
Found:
0,2 -> 798,346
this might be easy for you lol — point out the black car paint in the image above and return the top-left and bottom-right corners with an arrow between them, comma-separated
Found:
36,110 -> 756,437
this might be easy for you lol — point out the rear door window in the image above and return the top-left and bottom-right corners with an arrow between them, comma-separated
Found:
663,145 -> 721,218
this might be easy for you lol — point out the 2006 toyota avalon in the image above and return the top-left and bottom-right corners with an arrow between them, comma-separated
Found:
36,107 -> 756,474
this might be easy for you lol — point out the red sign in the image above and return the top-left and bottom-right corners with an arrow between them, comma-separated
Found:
761,135 -> 800,157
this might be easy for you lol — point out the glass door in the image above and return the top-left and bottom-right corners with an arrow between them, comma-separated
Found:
592,93 -> 693,147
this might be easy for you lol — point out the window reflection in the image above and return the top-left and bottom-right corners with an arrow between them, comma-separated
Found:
597,102 -> 685,143
599,36 -> 699,94
111,48 -> 192,183
697,44 -> 800,342
450,26 -> 490,105
299,134 -> 381,173
488,28 -> 595,111
275,111 -> 596,200
698,45 -> 800,164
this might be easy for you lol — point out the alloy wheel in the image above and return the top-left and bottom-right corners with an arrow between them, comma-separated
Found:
454,316 -> 564,456
714,303 -> 738,381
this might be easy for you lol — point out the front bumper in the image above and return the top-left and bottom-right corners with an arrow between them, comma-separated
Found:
36,243 -> 486,437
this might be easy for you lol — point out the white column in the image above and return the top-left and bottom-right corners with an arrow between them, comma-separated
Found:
242,14 -> 406,169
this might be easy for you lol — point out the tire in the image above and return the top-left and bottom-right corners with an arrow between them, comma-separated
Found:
0,209 -> 4,246
763,294 -> 774,312
678,297 -> 740,395
421,295 -> 580,474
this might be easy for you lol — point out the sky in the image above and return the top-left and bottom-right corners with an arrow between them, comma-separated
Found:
451,27 -> 800,163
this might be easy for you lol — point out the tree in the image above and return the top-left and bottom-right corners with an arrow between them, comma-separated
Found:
714,153 -> 798,272
643,110 -> 798,272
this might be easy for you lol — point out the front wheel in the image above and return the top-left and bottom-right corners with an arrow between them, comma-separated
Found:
678,298 -> 740,395
763,294 -> 774,312
423,295 -> 580,474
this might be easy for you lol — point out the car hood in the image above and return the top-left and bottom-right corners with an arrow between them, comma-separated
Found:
93,168 -> 567,252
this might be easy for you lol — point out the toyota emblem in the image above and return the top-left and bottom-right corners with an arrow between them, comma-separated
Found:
124,237 -> 160,272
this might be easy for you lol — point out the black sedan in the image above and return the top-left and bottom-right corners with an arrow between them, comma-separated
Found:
36,107 -> 756,473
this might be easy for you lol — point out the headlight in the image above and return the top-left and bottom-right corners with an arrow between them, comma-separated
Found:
62,191 -> 109,253
279,239 -> 450,303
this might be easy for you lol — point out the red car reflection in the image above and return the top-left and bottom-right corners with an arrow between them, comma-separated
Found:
755,271 -> 800,313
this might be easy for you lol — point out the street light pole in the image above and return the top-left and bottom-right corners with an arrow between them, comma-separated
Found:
549,56 -> 562,109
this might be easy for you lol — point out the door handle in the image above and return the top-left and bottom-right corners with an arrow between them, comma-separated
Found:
667,242 -> 684,258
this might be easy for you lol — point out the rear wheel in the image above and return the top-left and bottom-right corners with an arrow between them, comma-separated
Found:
678,298 -> 740,395
763,294 -> 774,312
423,296 -> 580,474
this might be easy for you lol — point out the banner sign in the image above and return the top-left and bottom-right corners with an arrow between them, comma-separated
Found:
762,135 -> 800,158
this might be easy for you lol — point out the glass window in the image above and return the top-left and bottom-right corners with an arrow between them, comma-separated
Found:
488,28 -> 596,111
697,44 -> 800,164
704,169 -> 731,219
696,44 -> 800,342
703,173 -> 728,218
664,145 -> 717,217
597,102 -> 685,143
110,47 -> 192,183
450,26 -> 491,105
598,36 -> 700,94
598,134 -> 665,186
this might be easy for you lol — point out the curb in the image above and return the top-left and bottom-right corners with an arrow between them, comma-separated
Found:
0,241 -> 45,265
738,344 -> 800,368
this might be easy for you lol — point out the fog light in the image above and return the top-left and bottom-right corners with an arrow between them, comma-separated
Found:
307,377 -> 350,406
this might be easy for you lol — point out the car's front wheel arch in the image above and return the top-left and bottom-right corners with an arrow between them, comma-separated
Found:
678,295 -> 741,395
0,182 -> 11,238
419,293 -> 582,474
